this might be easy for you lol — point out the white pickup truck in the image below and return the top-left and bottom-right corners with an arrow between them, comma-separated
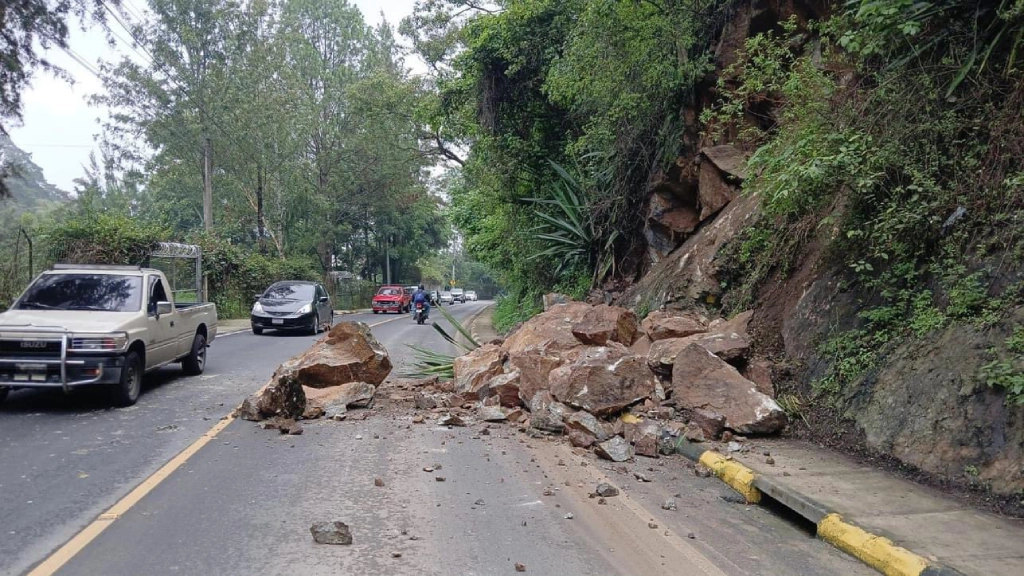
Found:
0,264 -> 218,406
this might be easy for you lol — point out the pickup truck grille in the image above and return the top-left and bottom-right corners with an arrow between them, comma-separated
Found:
0,339 -> 63,358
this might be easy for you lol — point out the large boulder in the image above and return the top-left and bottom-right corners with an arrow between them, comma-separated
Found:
276,322 -> 392,389
239,374 -> 306,421
453,344 -> 507,400
571,305 -> 640,346
304,382 -> 376,419
648,311 -> 754,372
702,144 -> 747,180
503,302 -> 592,404
698,157 -> 738,221
641,309 -> 708,341
489,371 -> 523,408
548,346 -> 657,416
671,343 -> 786,434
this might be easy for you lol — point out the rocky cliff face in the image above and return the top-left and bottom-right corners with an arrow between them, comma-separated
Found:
616,0 -> 1024,497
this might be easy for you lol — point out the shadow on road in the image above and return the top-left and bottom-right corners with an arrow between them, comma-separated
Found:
0,366 -> 188,414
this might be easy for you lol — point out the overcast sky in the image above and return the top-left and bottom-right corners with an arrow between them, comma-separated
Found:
7,0 -> 420,192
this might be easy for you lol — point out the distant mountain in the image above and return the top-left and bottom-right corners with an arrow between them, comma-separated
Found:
0,133 -> 70,214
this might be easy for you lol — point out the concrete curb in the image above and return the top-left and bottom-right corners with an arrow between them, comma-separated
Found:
466,305 -> 494,344
672,438 -> 966,576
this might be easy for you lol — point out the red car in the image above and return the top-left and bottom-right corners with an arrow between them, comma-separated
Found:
372,285 -> 411,314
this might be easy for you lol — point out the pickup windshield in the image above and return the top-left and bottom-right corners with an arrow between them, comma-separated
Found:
16,274 -> 144,312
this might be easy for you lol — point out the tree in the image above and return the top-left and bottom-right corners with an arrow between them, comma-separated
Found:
0,0 -> 115,198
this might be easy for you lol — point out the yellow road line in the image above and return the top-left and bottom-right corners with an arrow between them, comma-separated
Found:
28,416 -> 236,576
818,513 -> 929,576
29,312 -> 413,575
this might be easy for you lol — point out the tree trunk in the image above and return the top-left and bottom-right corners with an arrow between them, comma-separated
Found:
256,163 -> 266,253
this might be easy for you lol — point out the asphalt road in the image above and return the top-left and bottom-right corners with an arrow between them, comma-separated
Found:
1,302 -> 872,576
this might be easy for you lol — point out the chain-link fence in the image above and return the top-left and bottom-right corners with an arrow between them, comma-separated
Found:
0,228 -> 65,310
331,279 -> 377,311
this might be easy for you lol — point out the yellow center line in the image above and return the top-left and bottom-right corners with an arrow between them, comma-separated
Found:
28,312 -> 416,575
28,416 -> 235,576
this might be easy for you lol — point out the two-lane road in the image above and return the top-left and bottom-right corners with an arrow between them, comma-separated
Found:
1,302 -> 872,576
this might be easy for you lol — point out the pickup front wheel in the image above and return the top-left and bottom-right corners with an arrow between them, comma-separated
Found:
182,333 -> 207,376
111,351 -> 142,407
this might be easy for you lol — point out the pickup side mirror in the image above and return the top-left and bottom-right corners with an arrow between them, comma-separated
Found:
254,293 -> 263,301
318,296 -> 329,303
156,301 -> 173,316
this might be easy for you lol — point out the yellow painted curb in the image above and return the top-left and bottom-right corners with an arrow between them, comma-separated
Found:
698,451 -> 761,504
818,513 -> 929,576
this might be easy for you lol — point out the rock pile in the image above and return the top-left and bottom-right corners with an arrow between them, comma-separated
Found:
430,297 -> 785,462
237,322 -> 392,423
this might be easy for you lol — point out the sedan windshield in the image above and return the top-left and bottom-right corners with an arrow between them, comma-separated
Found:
263,283 -> 315,302
16,274 -> 144,312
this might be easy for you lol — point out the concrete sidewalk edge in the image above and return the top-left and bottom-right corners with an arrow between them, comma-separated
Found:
672,438 -> 967,576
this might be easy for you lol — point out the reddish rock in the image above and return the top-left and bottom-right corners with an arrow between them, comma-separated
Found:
642,310 -> 708,341
571,305 -> 640,346
568,429 -> 597,448
671,344 -> 786,435
630,335 -> 652,358
453,344 -> 507,401
489,371 -> 523,408
635,434 -> 660,458
503,302 -> 592,404
741,358 -> 775,397
277,322 -> 391,389
689,409 -> 727,439
698,156 -> 738,221
548,347 -> 657,416
305,382 -> 375,417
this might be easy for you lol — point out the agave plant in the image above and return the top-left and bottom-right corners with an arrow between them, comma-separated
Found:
404,305 -> 481,379
526,159 -> 619,286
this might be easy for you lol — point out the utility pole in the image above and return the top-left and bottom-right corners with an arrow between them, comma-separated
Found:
386,239 -> 391,284
203,136 -> 213,231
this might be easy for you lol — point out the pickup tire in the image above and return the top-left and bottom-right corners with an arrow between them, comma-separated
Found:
252,326 -> 264,335
111,351 -> 143,407
182,333 -> 207,375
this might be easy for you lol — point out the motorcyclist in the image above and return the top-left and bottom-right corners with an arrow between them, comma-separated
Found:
411,284 -> 430,319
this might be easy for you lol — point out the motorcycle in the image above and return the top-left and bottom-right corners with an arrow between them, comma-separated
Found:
414,302 -> 429,325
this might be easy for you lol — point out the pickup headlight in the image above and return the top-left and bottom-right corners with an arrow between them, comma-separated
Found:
68,332 -> 128,352
252,302 -> 265,315
295,304 -> 312,316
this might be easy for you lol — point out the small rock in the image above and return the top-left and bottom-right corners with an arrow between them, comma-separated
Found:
286,423 -> 304,435
598,498 -> 607,505
648,522 -> 658,529
414,392 -> 437,410
374,478 -> 385,487
727,441 -> 742,453
355,434 -> 363,440
481,428 -> 491,436
721,430 -> 734,442
687,532 -> 696,539
595,483 -> 619,497
310,521 -> 353,545
543,489 -> 554,496
439,414 -> 466,427
694,463 -> 713,478
423,466 -> 434,472
594,436 -> 634,462
391,551 -> 402,558
564,513 -> 574,520
475,499 -> 485,506
783,471 -> 791,476
634,472 -> 652,483
766,456 -> 775,465
435,476 -> 446,482
412,414 -> 425,424
661,499 -> 677,511
515,562 -> 526,572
